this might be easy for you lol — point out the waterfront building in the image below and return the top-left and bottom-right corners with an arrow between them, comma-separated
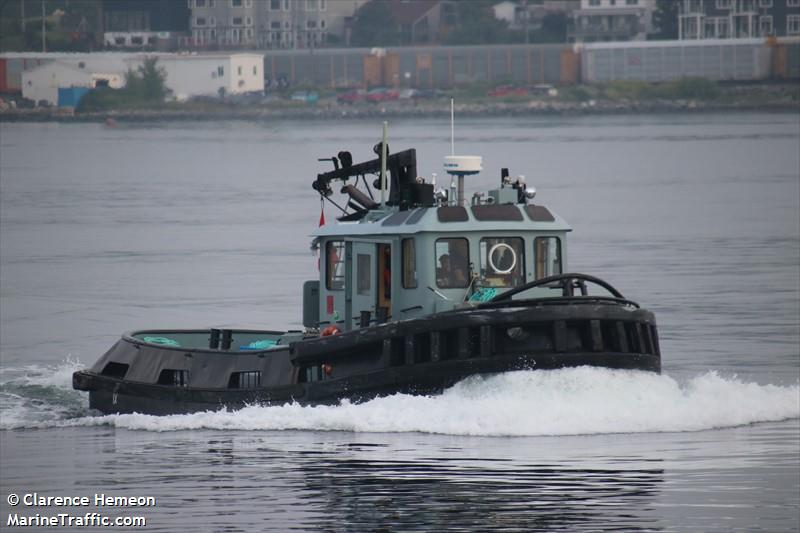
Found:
568,0 -> 657,42
15,52 -> 263,106
185,0 -> 367,49
677,0 -> 800,39
493,0 -> 580,32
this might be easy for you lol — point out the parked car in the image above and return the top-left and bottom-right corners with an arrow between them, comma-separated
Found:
531,84 -> 559,97
366,87 -> 400,103
337,89 -> 367,104
398,88 -> 419,100
290,90 -> 319,104
488,85 -> 528,97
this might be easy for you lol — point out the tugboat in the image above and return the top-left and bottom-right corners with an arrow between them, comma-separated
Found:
73,124 -> 661,415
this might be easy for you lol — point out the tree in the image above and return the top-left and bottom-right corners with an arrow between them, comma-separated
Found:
531,13 -> 567,43
77,57 -> 170,112
652,0 -> 678,40
137,56 -> 170,102
444,0 -> 518,45
350,1 -> 399,47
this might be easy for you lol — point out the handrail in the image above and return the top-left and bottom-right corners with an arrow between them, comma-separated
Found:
486,272 -> 627,302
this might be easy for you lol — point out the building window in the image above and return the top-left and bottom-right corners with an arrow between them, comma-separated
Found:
195,0 -> 206,6
209,17 -> 216,26
758,0 -> 772,6
252,65 -> 257,76
237,65 -> 242,75
589,0 -> 600,5
788,15 -> 800,35
271,21 -> 281,29
625,0 -> 638,4
231,0 -> 243,6
759,15 -> 773,35
246,16 -> 252,26
479,237 -> 525,288
534,237 -> 562,279
321,19 -> 326,29
245,0 -> 253,6
402,239 -> 417,289
217,66 -> 224,76
718,17 -> 730,37
320,0 -> 327,10
307,20 -> 317,29
115,37 -> 125,45
196,17 -> 206,26
716,0 -> 731,8
788,0 -> 800,7
232,16 -> 243,26
271,0 -> 281,9
306,0 -> 318,10
435,238 -> 469,289
284,20 -> 290,28
326,241 -> 345,290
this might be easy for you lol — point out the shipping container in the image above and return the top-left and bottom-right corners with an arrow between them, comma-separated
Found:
57,87 -> 91,107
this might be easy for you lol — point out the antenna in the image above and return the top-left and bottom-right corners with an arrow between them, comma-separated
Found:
450,98 -> 455,156
444,99 -> 481,207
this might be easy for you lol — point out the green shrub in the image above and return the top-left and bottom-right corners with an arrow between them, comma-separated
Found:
76,57 -> 170,112
561,85 -> 594,102
664,77 -> 721,100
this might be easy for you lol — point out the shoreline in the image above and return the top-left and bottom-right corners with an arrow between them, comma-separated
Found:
2,83 -> 798,123
2,101 -> 798,123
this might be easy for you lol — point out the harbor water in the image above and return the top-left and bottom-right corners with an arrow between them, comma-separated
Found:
1,113 -> 798,531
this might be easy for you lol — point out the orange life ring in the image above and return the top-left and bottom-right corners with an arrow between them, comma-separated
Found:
321,325 -> 340,337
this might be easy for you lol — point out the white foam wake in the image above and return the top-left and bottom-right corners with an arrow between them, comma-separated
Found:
59,368 -> 799,436
0,358 -> 88,429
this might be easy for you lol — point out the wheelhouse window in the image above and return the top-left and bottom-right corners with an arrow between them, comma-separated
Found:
326,240 -> 345,290
435,238 -> 469,288
534,237 -> 562,279
357,253 -> 371,294
479,237 -> 525,288
402,238 -> 417,288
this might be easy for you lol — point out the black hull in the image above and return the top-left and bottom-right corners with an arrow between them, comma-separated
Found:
73,294 -> 661,416
74,351 -> 658,415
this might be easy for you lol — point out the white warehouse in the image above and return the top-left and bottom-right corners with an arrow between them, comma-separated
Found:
155,53 -> 264,101
15,52 -> 264,106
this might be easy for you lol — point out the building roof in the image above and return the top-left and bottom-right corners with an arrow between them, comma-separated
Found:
386,0 -> 442,25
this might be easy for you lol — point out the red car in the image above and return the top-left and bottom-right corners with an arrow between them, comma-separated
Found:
337,89 -> 366,104
365,87 -> 400,102
488,85 -> 528,97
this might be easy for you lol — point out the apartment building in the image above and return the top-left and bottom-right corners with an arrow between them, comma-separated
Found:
568,0 -> 657,42
187,0 -> 366,49
678,0 -> 800,39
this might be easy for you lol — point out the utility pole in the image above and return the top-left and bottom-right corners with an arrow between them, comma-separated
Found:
41,0 -> 46,52
522,0 -> 529,44
21,0 -> 25,34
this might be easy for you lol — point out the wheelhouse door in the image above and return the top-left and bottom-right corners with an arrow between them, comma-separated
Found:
349,241 -> 377,329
